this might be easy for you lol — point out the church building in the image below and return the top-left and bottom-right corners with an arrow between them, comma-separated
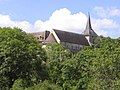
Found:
31,14 -> 98,53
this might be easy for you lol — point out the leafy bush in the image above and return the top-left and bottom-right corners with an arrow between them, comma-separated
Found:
25,80 -> 62,90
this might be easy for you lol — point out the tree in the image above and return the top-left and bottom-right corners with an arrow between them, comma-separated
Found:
46,37 -> 120,90
0,27 -> 47,89
25,80 -> 62,90
45,43 -> 72,89
45,43 -> 72,62
74,37 -> 120,90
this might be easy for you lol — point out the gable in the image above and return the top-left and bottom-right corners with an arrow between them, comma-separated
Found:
45,33 -> 57,43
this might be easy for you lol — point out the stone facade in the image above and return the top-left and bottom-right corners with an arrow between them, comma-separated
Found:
61,42 -> 84,53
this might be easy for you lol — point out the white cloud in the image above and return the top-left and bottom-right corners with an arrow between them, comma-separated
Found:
109,8 -> 120,16
0,8 -> 120,38
94,6 -> 120,18
92,18 -> 119,29
34,8 -> 120,37
92,18 -> 119,36
34,8 -> 87,33
0,14 -> 34,32
0,8 -> 87,33
93,6 -> 120,37
0,14 -> 13,26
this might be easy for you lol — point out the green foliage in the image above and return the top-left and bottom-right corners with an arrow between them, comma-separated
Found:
45,43 -> 72,62
76,37 -> 120,90
93,35 -> 104,48
0,27 -> 47,89
45,43 -> 72,89
46,60 -> 62,85
1,27 -> 120,90
25,80 -> 62,90
10,79 -> 24,90
46,37 -> 120,90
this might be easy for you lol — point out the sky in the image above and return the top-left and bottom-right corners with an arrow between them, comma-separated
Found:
0,0 -> 120,38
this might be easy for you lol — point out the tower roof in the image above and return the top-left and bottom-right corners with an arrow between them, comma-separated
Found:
82,13 -> 98,36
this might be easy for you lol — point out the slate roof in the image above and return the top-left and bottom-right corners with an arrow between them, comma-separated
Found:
82,14 -> 98,36
53,29 -> 89,46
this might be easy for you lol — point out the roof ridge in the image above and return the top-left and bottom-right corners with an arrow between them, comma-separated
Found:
53,29 -> 84,36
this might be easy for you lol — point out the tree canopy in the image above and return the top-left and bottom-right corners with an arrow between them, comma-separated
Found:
0,27 -> 47,89
0,27 -> 120,90
44,37 -> 120,90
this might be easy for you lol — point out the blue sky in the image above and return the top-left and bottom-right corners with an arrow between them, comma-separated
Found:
0,0 -> 120,38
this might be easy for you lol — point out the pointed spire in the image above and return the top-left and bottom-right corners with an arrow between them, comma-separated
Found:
86,12 -> 92,31
82,13 -> 98,36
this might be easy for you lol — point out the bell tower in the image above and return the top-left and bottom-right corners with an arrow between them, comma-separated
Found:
82,13 -> 98,45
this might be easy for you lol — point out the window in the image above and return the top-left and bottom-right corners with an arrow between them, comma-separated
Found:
71,46 -> 73,49
76,46 -> 78,49
40,36 -> 44,40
